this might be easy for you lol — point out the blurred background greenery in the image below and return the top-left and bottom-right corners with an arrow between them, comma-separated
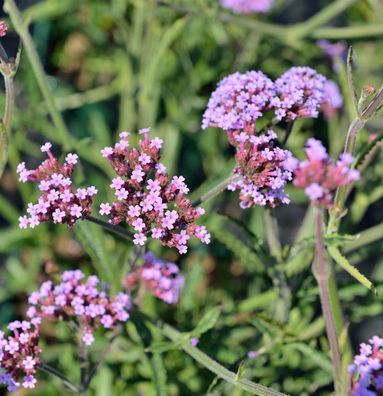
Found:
1,0 -> 383,394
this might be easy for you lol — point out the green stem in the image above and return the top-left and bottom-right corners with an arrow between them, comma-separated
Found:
312,23 -> 383,39
79,340 -> 88,396
291,0 -> 357,39
85,215 -> 133,240
314,208 -> 343,395
4,0 -> 72,150
38,363 -> 80,393
327,118 -> 364,234
149,317 -> 289,396
264,210 -> 290,323
191,174 -> 241,207
0,72 -> 14,178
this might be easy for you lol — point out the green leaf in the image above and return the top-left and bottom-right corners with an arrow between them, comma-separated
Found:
191,307 -> 221,337
285,342 -> 332,374
328,246 -> 377,294
324,233 -> 359,246
151,352 -> 168,396
235,360 -> 246,381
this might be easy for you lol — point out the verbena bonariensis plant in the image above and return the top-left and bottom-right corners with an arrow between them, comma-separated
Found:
2,2 -> 383,395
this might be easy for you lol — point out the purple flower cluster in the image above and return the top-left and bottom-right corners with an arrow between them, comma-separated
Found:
220,0 -> 273,14
124,252 -> 185,304
0,320 -> 41,391
321,80 -> 343,118
99,129 -> 210,254
349,336 -> 383,395
27,270 -> 131,346
203,67 -> 334,136
293,138 -> 359,207
272,67 -> 327,121
228,130 -> 297,208
202,71 -> 275,134
17,143 -> 96,229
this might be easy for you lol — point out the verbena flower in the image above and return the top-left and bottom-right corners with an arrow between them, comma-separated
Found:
202,71 -> 275,135
17,143 -> 96,229
228,130 -> 297,208
99,129 -> 210,254
321,80 -> 343,118
219,0 -> 273,14
272,66 -> 327,121
349,336 -> 383,395
124,252 -> 185,304
0,320 -> 41,391
0,21 -> 8,38
27,270 -> 131,346
293,138 -> 359,207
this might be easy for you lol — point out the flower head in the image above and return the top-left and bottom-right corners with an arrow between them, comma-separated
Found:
17,143 -> 96,228
293,138 -> 359,207
349,336 -> 383,395
272,66 -> 327,121
27,270 -> 131,346
100,130 -> 210,254
0,21 -> 8,38
0,321 -> 41,392
228,130 -> 297,208
202,71 -> 275,134
124,253 -> 185,304
220,0 -> 273,14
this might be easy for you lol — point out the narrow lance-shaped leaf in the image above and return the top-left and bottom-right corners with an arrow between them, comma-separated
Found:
328,246 -> 377,294
191,307 -> 221,337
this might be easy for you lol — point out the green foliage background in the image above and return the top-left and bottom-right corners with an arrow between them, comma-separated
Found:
1,0 -> 383,395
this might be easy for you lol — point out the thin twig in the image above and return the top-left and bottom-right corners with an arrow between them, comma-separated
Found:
85,215 -> 133,240
191,174 -> 241,207
38,363 -> 80,393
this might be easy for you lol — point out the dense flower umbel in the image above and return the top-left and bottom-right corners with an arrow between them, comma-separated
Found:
124,252 -> 185,304
99,129 -> 210,254
26,270 -> 131,346
202,71 -> 275,134
272,66 -> 327,121
293,138 -> 359,208
321,80 -> 343,118
220,0 -> 273,13
0,320 -> 41,391
228,130 -> 297,208
0,21 -> 8,37
17,143 -> 97,229
349,336 -> 383,395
